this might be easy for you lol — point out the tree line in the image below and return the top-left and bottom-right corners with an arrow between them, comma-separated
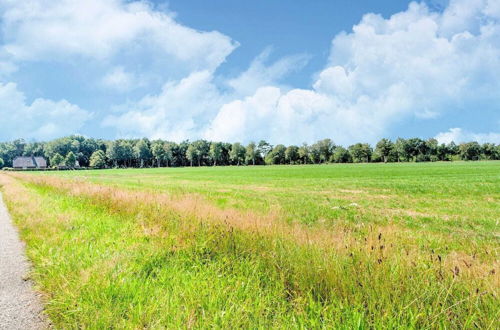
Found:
0,136 -> 499,170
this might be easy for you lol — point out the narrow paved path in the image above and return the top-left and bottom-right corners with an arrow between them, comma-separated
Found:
0,192 -> 47,329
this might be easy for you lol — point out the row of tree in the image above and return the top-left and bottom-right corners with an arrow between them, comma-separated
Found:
0,136 -> 499,169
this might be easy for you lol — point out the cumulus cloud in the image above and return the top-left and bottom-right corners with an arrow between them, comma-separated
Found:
102,71 -> 227,141
204,0 -> 500,145
103,51 -> 308,140
227,48 -> 310,96
204,87 -> 283,142
0,0 -> 236,140
0,82 -> 91,140
101,66 -> 141,92
0,0 -> 237,72
435,128 -> 500,144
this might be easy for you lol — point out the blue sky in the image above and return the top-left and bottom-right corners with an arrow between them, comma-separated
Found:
0,0 -> 499,145
164,0 -> 413,88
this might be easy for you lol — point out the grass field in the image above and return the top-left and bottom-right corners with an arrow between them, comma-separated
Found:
0,162 -> 499,328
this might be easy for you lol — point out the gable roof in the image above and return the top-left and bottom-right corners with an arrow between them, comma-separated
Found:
12,156 -> 47,168
13,157 -> 36,168
34,157 -> 47,168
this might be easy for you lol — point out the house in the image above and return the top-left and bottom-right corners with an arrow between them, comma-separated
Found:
12,156 -> 47,170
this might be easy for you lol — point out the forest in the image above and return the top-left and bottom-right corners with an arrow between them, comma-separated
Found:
0,135 -> 499,169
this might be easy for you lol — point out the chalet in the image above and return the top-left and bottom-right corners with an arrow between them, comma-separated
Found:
12,156 -> 47,170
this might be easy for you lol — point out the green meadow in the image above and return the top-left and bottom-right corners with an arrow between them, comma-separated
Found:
1,161 -> 499,328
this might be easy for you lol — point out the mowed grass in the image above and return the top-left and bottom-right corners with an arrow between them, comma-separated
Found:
0,162 -> 499,328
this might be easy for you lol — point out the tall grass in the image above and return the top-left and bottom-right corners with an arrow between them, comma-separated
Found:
0,170 -> 498,328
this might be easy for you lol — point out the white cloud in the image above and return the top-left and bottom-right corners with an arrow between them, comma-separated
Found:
0,0 -> 237,140
0,0 -> 236,68
227,48 -> 309,96
102,71 -> 227,141
101,66 -> 139,92
203,0 -> 500,145
435,128 -> 500,144
103,51 -> 309,140
0,82 -> 91,140
204,87 -> 283,142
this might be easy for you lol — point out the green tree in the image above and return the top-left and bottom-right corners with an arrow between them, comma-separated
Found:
447,142 -> 459,157
106,140 -> 133,167
230,143 -> 246,165
79,138 -> 103,167
316,139 -> 335,163
121,141 -> 135,167
51,153 -> 65,168
65,151 -> 77,168
285,145 -> 299,164
106,141 -> 120,167
394,138 -> 408,162
134,139 -> 152,167
0,142 -> 18,167
331,146 -> 352,163
436,143 -> 450,161
210,142 -> 224,166
481,143 -> 499,160
163,143 -> 175,167
245,142 -> 259,165
298,144 -> 310,164
257,140 -> 272,159
266,144 -> 286,165
404,138 -> 426,161
186,144 -> 197,167
375,138 -> 394,163
426,138 -> 439,161
89,150 -> 107,169
221,143 -> 232,166
151,141 -> 166,167
459,142 -> 481,160
191,140 -> 210,166
175,141 -> 189,166
308,143 -> 321,164
0,158 -> 4,169
44,136 -> 78,160
23,142 -> 44,157
349,143 -> 372,163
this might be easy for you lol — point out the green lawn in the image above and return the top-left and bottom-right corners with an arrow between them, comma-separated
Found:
1,161 -> 499,328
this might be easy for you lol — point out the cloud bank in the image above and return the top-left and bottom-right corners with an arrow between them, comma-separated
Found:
0,0 -> 236,71
0,0 -> 236,140
203,0 -> 500,145
0,82 -> 91,140
0,0 -> 499,144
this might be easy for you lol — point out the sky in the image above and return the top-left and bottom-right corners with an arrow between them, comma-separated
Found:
0,0 -> 499,145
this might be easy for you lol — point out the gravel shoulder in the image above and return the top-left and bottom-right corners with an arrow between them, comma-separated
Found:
0,192 -> 48,329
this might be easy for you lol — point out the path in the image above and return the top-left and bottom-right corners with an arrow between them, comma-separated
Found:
0,192 -> 47,329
